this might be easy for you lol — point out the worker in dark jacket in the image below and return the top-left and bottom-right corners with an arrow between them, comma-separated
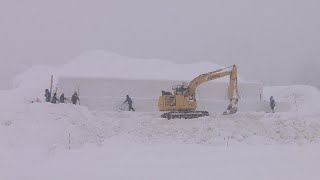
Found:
45,89 -> 51,102
123,95 -> 135,111
270,96 -> 276,113
59,93 -> 68,103
71,92 -> 80,105
51,93 -> 58,104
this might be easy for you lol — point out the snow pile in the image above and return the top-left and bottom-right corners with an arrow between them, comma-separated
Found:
0,103 -> 90,151
12,66 -> 57,90
58,50 -> 240,82
12,66 -> 58,102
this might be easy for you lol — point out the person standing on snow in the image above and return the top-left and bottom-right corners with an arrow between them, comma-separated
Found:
51,93 -> 58,104
59,93 -> 68,103
270,96 -> 276,113
71,92 -> 80,105
123,95 -> 135,111
45,89 -> 51,102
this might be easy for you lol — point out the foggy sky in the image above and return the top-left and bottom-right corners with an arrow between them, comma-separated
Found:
1,0 -> 319,89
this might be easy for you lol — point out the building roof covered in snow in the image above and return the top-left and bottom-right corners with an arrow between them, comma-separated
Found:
58,50 -> 248,82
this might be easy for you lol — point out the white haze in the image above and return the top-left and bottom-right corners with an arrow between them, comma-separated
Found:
0,0 -> 319,89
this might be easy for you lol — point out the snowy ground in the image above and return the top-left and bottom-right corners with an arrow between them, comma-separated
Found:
1,142 -> 320,180
1,98 -> 320,150
2,55 -> 320,179
1,84 -> 320,179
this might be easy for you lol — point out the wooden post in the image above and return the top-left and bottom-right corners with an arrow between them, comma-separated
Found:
50,75 -> 53,94
227,136 -> 230,148
293,93 -> 298,112
77,85 -> 80,105
69,133 -> 71,150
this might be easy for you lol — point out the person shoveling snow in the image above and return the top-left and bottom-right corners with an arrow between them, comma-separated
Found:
121,95 -> 135,111
71,92 -> 80,105
270,96 -> 276,113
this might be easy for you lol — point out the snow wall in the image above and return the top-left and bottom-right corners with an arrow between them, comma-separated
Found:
58,77 -> 291,112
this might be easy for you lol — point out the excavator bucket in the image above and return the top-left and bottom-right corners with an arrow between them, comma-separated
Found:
223,106 -> 238,115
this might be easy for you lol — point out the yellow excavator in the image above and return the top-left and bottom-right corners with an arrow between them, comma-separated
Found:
158,65 -> 239,119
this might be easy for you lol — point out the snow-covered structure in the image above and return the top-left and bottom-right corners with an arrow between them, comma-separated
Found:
57,50 -> 286,112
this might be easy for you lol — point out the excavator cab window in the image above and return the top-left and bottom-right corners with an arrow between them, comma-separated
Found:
174,85 -> 188,96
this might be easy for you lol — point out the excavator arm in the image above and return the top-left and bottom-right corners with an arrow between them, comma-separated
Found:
187,65 -> 239,115
187,65 -> 238,99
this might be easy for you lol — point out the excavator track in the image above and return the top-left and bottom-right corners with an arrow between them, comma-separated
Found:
161,111 -> 209,120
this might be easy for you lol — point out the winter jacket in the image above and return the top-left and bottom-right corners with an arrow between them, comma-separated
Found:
124,96 -> 133,105
270,99 -> 276,108
45,91 -> 51,102
51,95 -> 58,104
60,94 -> 67,103
71,94 -> 80,104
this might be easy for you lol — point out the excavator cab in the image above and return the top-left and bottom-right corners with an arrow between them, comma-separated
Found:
173,85 -> 188,96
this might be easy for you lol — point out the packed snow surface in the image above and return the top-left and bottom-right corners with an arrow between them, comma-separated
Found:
1,143 -> 320,180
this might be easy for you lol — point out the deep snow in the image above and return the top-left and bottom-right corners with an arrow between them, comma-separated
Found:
2,52 -> 320,180
1,142 -> 320,180
1,84 -> 320,179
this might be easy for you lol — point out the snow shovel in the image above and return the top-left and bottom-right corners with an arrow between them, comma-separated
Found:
118,103 -> 125,112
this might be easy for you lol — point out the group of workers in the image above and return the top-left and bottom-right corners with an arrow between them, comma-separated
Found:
45,89 -> 80,105
44,89 -> 135,111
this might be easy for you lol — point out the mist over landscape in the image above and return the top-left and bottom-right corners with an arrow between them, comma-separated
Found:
1,0 -> 319,89
2,1 -> 320,179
